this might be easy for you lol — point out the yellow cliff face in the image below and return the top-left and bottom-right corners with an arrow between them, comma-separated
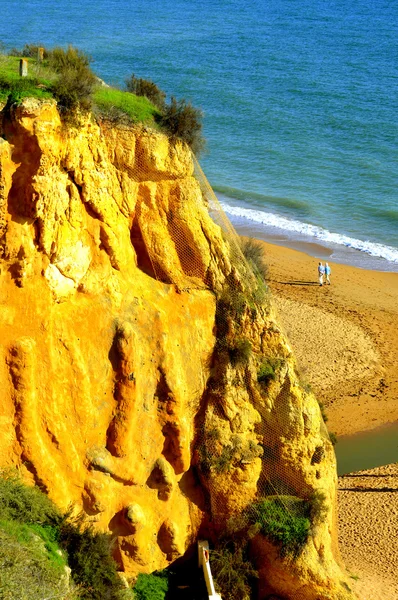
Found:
0,99 -> 354,599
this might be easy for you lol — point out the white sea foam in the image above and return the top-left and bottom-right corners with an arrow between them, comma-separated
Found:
220,202 -> 398,264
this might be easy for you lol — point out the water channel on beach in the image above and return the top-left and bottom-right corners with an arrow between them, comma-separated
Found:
335,421 -> 398,475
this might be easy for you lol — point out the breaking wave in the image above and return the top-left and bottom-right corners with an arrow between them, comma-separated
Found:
221,201 -> 398,264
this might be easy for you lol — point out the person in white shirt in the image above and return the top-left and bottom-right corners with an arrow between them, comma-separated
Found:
318,262 -> 325,286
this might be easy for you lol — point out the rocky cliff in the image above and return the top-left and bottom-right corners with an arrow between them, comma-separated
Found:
0,98 -> 354,599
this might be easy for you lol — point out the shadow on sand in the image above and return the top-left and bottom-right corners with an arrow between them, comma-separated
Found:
343,473 -> 394,479
339,486 -> 398,493
276,280 -> 320,286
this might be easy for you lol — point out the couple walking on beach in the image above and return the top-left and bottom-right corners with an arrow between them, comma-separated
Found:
318,262 -> 331,286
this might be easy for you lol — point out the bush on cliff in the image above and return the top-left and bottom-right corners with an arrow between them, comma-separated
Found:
159,96 -> 205,156
211,545 -> 258,600
249,495 -> 311,558
132,570 -> 169,600
1,43 -> 206,151
0,470 -> 132,599
60,515 -> 131,600
241,238 -> 268,281
7,43 -> 50,59
211,516 -> 259,600
48,45 -> 97,115
257,357 -> 284,385
0,469 -> 62,526
126,74 -> 166,110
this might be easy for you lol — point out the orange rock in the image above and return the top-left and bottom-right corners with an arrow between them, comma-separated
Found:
0,99 -> 354,598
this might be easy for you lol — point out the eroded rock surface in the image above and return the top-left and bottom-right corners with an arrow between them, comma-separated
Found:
0,99 -> 353,599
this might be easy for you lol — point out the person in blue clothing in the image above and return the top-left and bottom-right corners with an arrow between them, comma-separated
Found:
318,262 -> 325,286
325,262 -> 331,285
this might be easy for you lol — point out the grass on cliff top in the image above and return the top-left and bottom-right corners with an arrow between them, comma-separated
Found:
0,53 -> 160,127
93,86 -> 161,125
0,55 -> 53,102
0,45 -> 204,152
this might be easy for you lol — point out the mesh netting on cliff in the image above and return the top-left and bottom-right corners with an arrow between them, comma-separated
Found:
98,121 -> 340,599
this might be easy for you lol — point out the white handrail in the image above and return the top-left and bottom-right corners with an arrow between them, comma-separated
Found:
198,540 -> 222,600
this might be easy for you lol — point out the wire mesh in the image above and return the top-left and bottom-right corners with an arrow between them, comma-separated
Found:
99,121 -> 341,598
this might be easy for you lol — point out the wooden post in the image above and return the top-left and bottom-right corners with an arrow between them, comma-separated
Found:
19,59 -> 28,77
38,47 -> 44,62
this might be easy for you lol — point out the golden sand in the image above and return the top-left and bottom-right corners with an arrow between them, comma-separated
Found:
261,240 -> 398,437
338,464 -> 398,599
258,239 -> 398,598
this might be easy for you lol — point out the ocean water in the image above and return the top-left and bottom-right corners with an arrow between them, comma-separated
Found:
2,0 -> 398,270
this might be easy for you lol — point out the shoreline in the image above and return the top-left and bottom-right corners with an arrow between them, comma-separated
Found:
234,220 -> 398,274
247,236 -> 398,438
245,235 -> 398,596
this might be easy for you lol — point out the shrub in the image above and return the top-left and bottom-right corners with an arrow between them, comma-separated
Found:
318,400 -> 328,423
211,545 -> 258,600
7,44 -> 47,59
227,338 -> 252,367
0,471 -> 131,600
250,277 -> 269,310
329,431 -> 338,446
133,570 -> 169,600
241,238 -> 268,280
210,514 -> 260,600
0,526 -> 76,600
213,444 -> 235,474
125,74 -> 166,110
48,45 -> 92,73
199,433 -> 260,475
198,427 -> 221,474
308,490 -> 328,524
198,436 -> 235,475
0,469 -> 62,526
48,45 -> 97,115
257,358 -> 284,385
159,96 -> 205,155
301,380 -> 313,394
249,496 -> 311,558
59,517 -> 130,600
216,288 -> 247,327
8,47 -> 23,57
21,44 -> 49,59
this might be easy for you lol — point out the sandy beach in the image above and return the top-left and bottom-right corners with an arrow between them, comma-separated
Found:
338,463 -> 398,600
260,240 -> 398,437
256,238 -> 398,598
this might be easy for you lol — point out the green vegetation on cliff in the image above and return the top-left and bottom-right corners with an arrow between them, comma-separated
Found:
0,471 -> 132,600
0,43 -> 204,153
250,496 -> 311,558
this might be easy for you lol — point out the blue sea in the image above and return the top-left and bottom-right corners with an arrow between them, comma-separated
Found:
2,0 -> 398,271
